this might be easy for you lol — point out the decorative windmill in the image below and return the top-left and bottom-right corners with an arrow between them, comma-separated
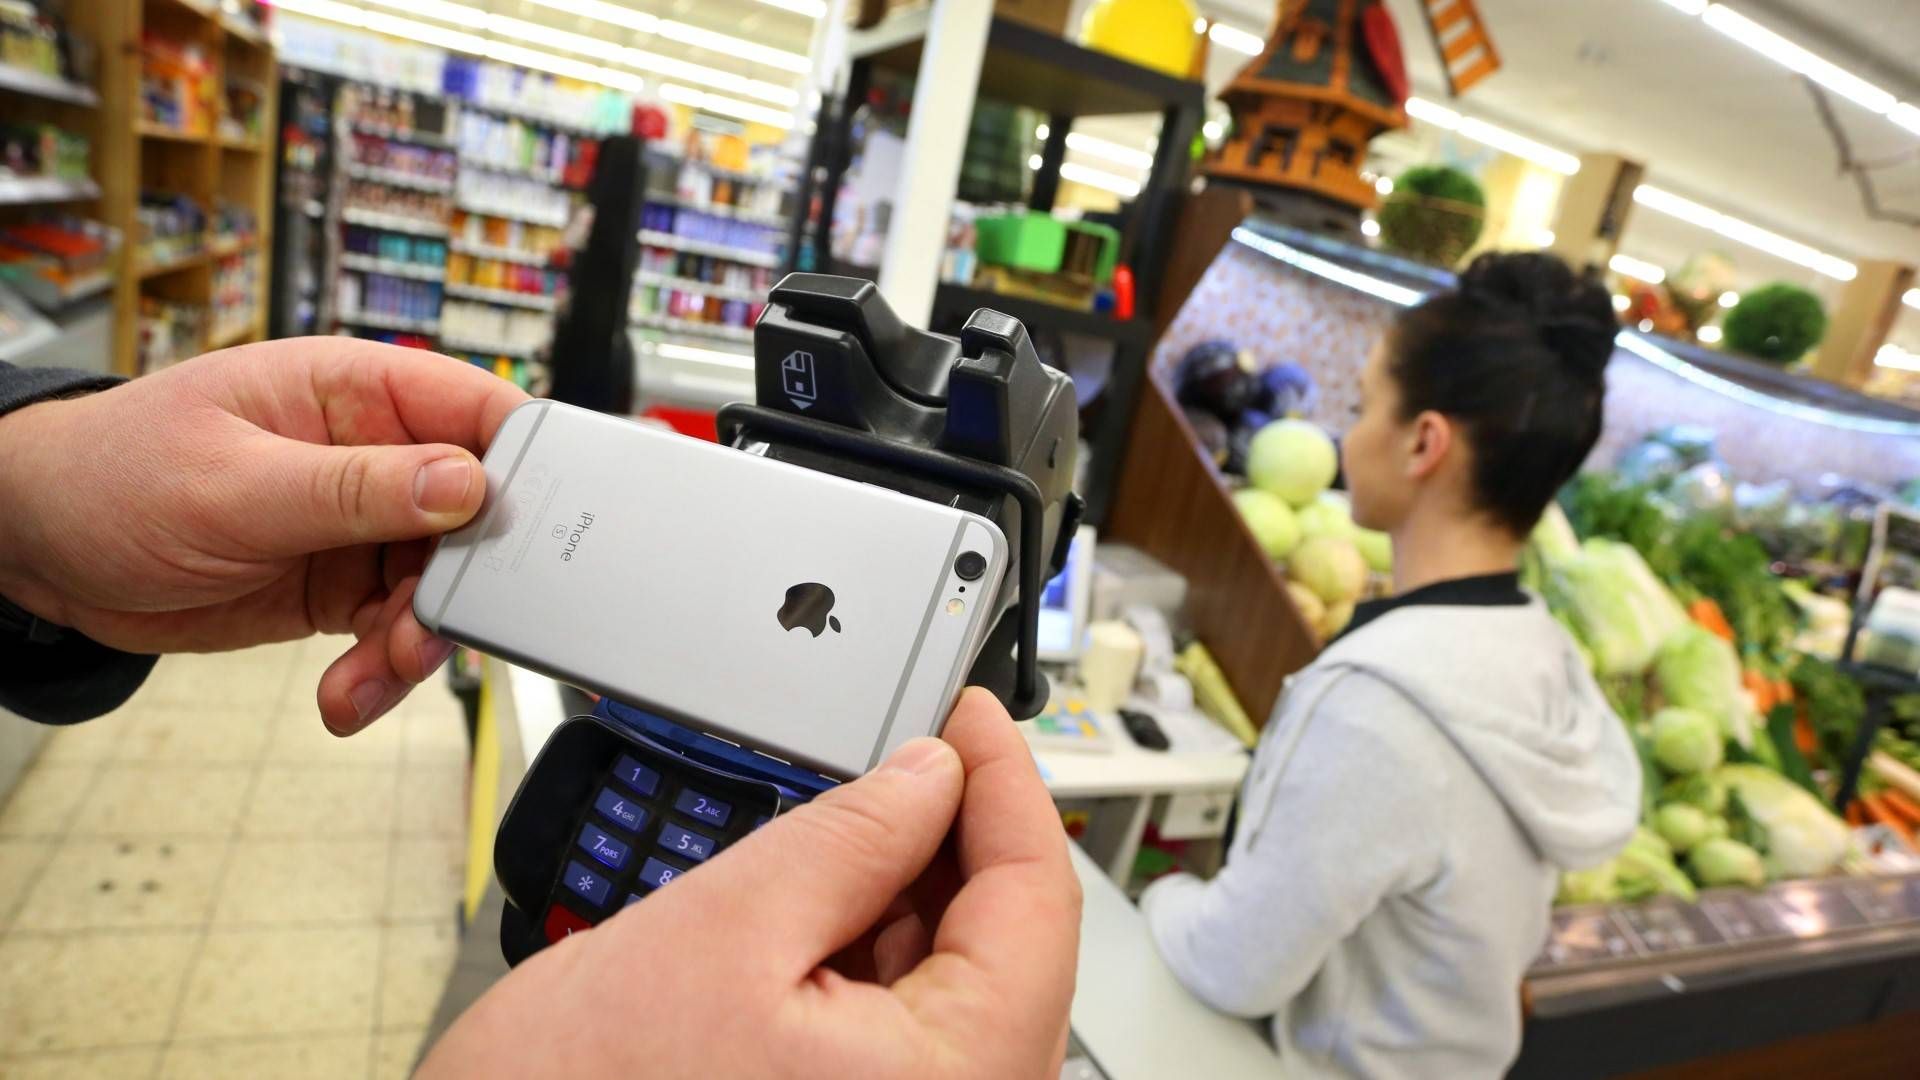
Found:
1201,0 -> 1502,213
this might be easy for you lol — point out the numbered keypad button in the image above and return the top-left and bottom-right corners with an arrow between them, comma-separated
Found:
637,857 -> 682,890
562,860 -> 612,907
577,824 -> 631,871
674,788 -> 732,827
612,754 -> 661,798
593,787 -> 648,833
657,823 -> 716,862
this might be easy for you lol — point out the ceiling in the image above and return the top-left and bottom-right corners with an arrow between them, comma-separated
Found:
1191,0 -> 1920,342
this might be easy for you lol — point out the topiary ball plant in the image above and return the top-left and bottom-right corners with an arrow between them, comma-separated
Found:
1722,283 -> 1827,365
1376,165 -> 1487,267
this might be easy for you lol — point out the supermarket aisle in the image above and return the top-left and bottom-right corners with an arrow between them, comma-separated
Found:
0,637 -> 471,1078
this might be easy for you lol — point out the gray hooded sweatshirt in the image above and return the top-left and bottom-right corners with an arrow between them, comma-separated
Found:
1142,592 -> 1641,1078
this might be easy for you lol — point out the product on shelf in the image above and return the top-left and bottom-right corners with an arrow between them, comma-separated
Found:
343,177 -> 450,225
343,226 -> 447,270
448,211 -> 564,262
136,192 -> 206,267
442,56 -> 629,134
221,75 -> 268,141
456,108 -> 598,187
337,272 -> 443,327
454,169 -> 570,228
340,84 -> 450,143
0,216 -> 120,309
0,3 -> 83,83
639,204 -> 783,261
138,296 -> 208,374
0,123 -> 90,182
210,251 -> 260,344
277,16 -> 444,94
349,131 -> 456,184
211,201 -> 259,250
445,251 -> 562,297
441,299 -> 550,354
140,31 -> 214,134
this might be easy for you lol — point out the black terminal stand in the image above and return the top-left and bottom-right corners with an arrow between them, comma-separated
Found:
493,274 -> 1081,964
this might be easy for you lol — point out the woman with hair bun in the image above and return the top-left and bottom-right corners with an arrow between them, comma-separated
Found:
1143,252 -> 1642,1078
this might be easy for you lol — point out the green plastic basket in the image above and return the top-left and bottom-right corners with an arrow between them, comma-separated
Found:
975,212 -> 1067,273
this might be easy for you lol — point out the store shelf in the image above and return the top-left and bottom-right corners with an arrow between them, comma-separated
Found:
0,63 -> 99,106
340,253 -> 446,281
456,199 -> 568,228
634,271 -> 763,304
138,122 -> 210,144
338,308 -> 440,334
448,240 -> 552,267
455,98 -> 606,137
849,12 -> 1204,118
930,283 -> 1152,347
208,235 -> 257,259
138,249 -> 209,279
445,283 -> 557,312
345,162 -> 454,194
637,230 -> 781,269
643,146 -> 780,188
219,133 -> 265,152
0,176 -> 101,207
441,334 -> 543,359
463,159 -> 565,186
644,194 -> 785,228
209,320 -> 255,349
3,268 -> 114,311
631,313 -> 755,343
348,121 -> 453,149
341,208 -> 450,237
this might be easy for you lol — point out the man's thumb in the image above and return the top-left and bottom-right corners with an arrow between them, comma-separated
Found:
249,439 -> 487,553
637,737 -> 964,978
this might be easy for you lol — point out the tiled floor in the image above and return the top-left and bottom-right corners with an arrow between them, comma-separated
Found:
0,637 -> 472,1079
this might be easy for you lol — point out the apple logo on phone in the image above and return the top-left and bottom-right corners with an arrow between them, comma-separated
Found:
777,583 -> 842,637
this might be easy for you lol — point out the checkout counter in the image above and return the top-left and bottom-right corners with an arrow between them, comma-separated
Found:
424,658 -> 1273,1079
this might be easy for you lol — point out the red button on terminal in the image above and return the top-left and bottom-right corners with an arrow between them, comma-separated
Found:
544,905 -> 595,943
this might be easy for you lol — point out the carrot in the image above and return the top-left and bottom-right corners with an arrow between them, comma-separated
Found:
1774,678 -> 1794,706
1881,788 -> 1920,828
1689,598 -> 1735,641
1742,669 -> 1775,714
1845,801 -> 1865,826
1862,793 -> 1918,852
1794,713 -> 1817,756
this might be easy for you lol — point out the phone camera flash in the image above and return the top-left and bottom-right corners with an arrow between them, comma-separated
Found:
946,598 -> 966,616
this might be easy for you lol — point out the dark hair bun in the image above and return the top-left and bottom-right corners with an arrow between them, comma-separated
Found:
1457,252 -> 1615,379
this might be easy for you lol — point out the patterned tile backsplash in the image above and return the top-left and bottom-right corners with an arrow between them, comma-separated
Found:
1155,242 -> 1920,492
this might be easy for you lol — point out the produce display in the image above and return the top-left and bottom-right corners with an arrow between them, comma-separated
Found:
1539,430 -> 1920,904
1721,282 -> 1829,366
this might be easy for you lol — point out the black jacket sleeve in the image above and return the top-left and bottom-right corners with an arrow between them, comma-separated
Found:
0,362 -> 159,724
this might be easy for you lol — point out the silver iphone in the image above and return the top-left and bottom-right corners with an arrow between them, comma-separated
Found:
414,400 -> 1010,779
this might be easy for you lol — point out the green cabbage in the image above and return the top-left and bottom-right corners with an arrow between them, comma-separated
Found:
1690,838 -> 1766,888
1288,536 -> 1368,605
1652,707 -> 1725,775
1655,623 -> 1756,747
1556,863 -> 1619,904
1532,503 -> 1580,562
1715,764 -> 1851,879
1618,846 -> 1698,902
1653,802 -> 1713,853
1545,540 -> 1689,676
1663,774 -> 1728,815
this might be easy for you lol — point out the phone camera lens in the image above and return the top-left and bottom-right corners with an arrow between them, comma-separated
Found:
954,551 -> 987,582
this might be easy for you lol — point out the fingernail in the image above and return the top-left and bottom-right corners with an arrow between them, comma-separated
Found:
413,457 -> 475,514
417,637 -> 455,675
883,737 -> 954,776
349,678 -> 402,726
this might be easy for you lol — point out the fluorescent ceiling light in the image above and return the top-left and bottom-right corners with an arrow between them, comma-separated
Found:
1697,324 -> 1723,343
1209,22 -> 1265,56
1609,253 -> 1667,284
658,83 -> 794,129
752,0 -> 826,16
1405,97 -> 1577,174
1877,343 -> 1920,372
363,0 -> 483,28
1892,103 -> 1920,136
1060,162 -> 1141,198
1232,226 -> 1424,307
274,0 -> 371,25
1633,185 -> 1856,280
1658,0 -> 1706,12
625,48 -> 799,106
527,0 -> 657,34
1066,132 -> 1153,170
1906,288 -> 1920,310
657,342 -> 755,368
1700,5 -> 1896,114
1533,229 -> 1555,247
656,22 -> 809,74
1612,294 -> 1631,312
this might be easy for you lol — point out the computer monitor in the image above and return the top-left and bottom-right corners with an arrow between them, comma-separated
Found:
1037,525 -> 1095,663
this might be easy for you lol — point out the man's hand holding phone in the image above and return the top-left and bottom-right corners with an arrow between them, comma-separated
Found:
421,688 -> 1082,1079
